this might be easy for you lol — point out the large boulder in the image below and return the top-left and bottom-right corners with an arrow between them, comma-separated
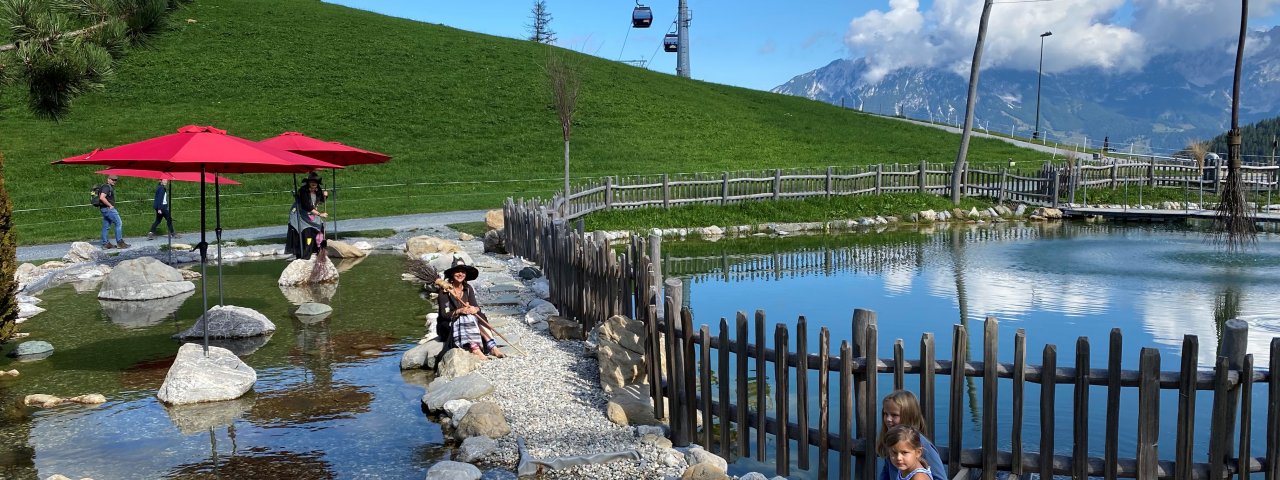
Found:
63,242 -> 99,264
437,348 -> 482,378
457,436 -> 498,463
156,343 -> 257,405
595,315 -> 650,394
278,256 -> 339,286
422,372 -> 494,411
484,209 -> 505,231
406,236 -> 462,258
454,401 -> 511,439
425,461 -> 481,480
325,240 -> 367,258
8,341 -> 54,360
400,339 -> 446,370
606,384 -> 661,426
548,316 -> 584,340
482,229 -> 506,254
174,305 -> 276,339
98,257 -> 196,300
426,251 -> 474,274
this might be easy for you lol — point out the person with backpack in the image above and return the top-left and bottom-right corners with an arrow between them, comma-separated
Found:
95,174 -> 129,249
147,179 -> 176,240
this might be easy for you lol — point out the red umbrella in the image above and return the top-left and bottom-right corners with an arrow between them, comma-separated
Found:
95,168 -> 242,185
57,125 -> 344,355
260,132 -> 391,239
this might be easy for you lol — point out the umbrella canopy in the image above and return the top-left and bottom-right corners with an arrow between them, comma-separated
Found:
258,131 -> 390,166
57,125 -> 342,173
95,168 -> 241,185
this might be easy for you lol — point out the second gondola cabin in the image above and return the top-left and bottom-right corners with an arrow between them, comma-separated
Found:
663,33 -> 679,52
632,5 -> 652,28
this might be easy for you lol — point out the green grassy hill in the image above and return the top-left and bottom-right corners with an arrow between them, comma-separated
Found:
1,0 -> 1046,244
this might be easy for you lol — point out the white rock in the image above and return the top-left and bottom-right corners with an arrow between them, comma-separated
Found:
175,305 -> 276,339
17,304 -> 45,319
277,256 -> 339,286
63,242 -> 99,263
98,257 -> 195,300
156,343 -> 256,405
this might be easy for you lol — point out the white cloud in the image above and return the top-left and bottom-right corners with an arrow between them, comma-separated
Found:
844,0 -> 1280,81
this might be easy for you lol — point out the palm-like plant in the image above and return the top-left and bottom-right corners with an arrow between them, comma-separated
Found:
0,0 -> 183,342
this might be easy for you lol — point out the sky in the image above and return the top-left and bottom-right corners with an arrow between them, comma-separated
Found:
326,0 -> 1280,91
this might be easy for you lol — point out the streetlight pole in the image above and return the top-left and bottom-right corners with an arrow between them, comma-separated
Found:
1033,31 -> 1052,141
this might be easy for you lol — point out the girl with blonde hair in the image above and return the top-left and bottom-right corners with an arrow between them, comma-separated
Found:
879,390 -> 946,480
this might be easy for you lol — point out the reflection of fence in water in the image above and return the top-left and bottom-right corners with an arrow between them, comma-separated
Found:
667,224 -> 1056,283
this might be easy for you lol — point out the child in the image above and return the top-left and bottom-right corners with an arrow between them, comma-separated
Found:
879,390 -> 947,480
879,424 -> 932,480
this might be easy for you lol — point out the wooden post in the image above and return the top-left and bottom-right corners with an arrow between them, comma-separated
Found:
874,164 -> 883,195
827,166 -> 835,197
604,176 -> 614,209
1040,344 -> 1058,480
1147,162 -> 1156,187
919,160 -> 928,194
1052,167 -> 1062,208
840,341 -> 853,480
999,168 -> 1009,205
773,169 -> 782,201
650,233 -> 663,319
1105,329 -> 1122,480
981,317 -> 998,480
721,172 -> 729,205
852,309 -> 876,444
1210,319 -> 1249,474
819,327 -> 831,478
948,324 -> 967,480
662,173 -> 671,209
1011,329 -> 1026,479
1110,161 -> 1119,189
893,339 -> 905,390
1208,356 -> 1232,480
1266,338 -> 1279,480
681,308 -> 696,441
774,323 -> 790,477
1136,348 -> 1161,479
735,312 -> 749,457
920,333 -> 936,440
1175,335 -> 1198,480
1238,354 -> 1254,480
700,324 -> 713,451
1073,337 -> 1090,480
862,323 -> 880,480
717,318 -> 731,458
664,286 -> 683,446
755,310 -> 767,461
796,317 -> 811,471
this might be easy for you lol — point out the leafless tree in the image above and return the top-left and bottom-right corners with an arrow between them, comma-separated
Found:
1216,0 -> 1255,249
527,0 -> 556,44
949,0 -> 995,204
546,53 -> 579,216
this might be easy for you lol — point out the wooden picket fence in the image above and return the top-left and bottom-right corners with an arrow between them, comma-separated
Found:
502,168 -> 1280,479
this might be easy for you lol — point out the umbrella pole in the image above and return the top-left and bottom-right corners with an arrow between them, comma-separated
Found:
293,174 -> 302,259
199,164 -> 209,356
168,181 -> 174,265
331,168 -> 338,241
215,176 -> 224,306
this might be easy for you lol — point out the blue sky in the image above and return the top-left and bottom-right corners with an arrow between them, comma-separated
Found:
326,0 -> 1280,91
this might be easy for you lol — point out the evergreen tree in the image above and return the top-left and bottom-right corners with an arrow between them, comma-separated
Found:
526,0 -> 555,44
0,0 -> 187,343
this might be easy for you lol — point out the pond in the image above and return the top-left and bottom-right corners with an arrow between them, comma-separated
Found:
669,221 -> 1280,478
0,254 -> 440,480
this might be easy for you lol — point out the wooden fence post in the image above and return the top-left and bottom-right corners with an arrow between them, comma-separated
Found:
1073,337 -> 1091,480
852,309 -> 876,444
666,278 -> 687,447
918,160 -> 927,194
1147,162 -> 1156,187
604,176 -> 613,209
981,317 -> 999,480
662,173 -> 671,209
827,166 -> 835,197
948,323 -> 967,480
773,169 -> 782,201
721,172 -> 729,205
649,233 -> 663,319
1208,319 -> 1249,473
1105,329 -> 1122,480
874,164 -> 883,195
999,168 -> 1009,205
1111,162 -> 1119,189
862,321 -> 880,480
1052,168 -> 1062,208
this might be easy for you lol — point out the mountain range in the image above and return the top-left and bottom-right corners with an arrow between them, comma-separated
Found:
773,27 -> 1280,156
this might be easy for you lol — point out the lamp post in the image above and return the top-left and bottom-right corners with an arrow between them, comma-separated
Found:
1033,31 -> 1052,141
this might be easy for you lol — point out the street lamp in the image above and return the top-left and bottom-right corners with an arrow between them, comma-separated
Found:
1033,31 -> 1052,141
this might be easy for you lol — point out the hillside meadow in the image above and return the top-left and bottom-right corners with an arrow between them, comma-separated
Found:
1,0 -> 1048,244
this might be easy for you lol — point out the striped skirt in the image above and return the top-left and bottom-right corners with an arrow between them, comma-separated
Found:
452,314 -> 483,349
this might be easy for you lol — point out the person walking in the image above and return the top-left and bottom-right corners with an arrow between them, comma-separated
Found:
147,179 -> 176,240
97,174 -> 129,249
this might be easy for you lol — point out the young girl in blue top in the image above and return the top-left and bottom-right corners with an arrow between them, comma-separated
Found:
880,424 -> 933,480
879,390 -> 947,480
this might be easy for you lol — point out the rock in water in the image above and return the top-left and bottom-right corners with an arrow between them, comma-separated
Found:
98,257 -> 196,300
174,305 -> 276,339
156,343 -> 256,405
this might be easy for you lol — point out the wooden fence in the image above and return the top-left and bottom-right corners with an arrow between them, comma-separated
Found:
560,161 -> 1280,220
503,171 -> 1280,479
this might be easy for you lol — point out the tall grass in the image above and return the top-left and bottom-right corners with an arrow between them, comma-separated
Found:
2,0 -> 1052,244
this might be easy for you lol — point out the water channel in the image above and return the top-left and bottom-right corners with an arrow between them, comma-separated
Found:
668,221 -> 1280,478
0,255 -> 440,479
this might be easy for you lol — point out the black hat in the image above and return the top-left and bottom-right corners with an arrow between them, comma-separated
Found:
442,256 -> 479,281
303,171 -> 323,185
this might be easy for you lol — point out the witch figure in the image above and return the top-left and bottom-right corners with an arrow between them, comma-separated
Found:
285,171 -> 328,260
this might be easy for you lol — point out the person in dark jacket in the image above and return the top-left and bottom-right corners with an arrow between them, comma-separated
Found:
435,257 -> 505,359
285,172 -> 328,260
147,179 -> 176,240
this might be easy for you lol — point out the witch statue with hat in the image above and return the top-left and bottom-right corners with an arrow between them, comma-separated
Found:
285,171 -> 329,260
436,256 -> 505,359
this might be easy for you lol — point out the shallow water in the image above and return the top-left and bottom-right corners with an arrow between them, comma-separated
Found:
0,254 -> 441,480
672,222 -> 1280,478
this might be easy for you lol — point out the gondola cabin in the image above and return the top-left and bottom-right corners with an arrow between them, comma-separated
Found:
663,33 -> 679,52
632,5 -> 652,28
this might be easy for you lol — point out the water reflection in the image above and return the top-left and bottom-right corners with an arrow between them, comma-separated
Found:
99,290 -> 194,329
206,333 -> 274,357
166,446 -> 336,480
279,283 -> 337,305
165,397 -> 254,435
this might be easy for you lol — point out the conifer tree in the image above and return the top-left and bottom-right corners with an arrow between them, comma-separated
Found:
527,0 -> 555,44
0,152 -> 15,341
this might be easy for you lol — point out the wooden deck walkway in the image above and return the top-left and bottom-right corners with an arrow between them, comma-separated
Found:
1062,207 -> 1280,223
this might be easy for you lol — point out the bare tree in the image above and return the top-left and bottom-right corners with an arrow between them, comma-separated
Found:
527,0 -> 555,44
949,0 -> 995,204
1217,0 -> 1255,249
546,53 -> 579,216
